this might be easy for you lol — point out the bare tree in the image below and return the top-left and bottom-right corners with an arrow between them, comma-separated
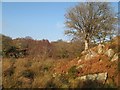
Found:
64,2 -> 117,51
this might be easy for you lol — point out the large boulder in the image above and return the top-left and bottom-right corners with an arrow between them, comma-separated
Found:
86,74 -> 97,81
78,76 -> 87,81
78,72 -> 108,83
96,72 -> 108,83
85,50 -> 98,60
105,49 -> 115,58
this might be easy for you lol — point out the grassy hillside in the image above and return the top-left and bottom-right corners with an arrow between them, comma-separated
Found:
2,35 -> 120,88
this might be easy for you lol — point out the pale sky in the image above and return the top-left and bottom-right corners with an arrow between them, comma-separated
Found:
2,2 -> 118,41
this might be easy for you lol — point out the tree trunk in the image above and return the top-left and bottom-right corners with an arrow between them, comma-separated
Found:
84,33 -> 89,51
85,39 -> 89,51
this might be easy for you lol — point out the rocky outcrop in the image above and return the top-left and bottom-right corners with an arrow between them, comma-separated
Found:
111,53 -> 118,62
105,49 -> 115,58
96,72 -> 107,83
87,74 -> 97,81
78,76 -> 87,81
77,72 -> 108,84
85,50 -> 98,60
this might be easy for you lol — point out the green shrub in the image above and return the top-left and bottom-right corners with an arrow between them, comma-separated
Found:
22,69 -> 34,79
45,80 -> 57,88
68,66 -> 78,79
59,74 -> 69,85
40,65 -> 51,73
3,65 -> 15,77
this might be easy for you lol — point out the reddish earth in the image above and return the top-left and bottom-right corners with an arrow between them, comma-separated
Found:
53,52 -> 119,86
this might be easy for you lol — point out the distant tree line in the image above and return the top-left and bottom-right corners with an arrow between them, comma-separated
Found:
1,34 -> 89,59
1,34 -> 29,58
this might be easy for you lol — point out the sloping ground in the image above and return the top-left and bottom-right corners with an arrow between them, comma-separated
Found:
53,37 -> 120,87
53,55 -> 119,86
2,36 -> 120,88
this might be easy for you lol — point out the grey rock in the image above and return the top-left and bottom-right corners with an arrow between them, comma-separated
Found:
111,53 -> 118,62
96,72 -> 108,82
77,72 -> 108,84
85,54 -> 91,60
77,59 -> 81,64
78,76 -> 87,81
86,74 -> 97,81
90,50 -> 98,57
85,50 -> 98,60
105,49 -> 115,58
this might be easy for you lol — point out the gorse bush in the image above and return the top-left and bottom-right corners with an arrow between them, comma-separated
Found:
45,79 -> 57,88
2,34 -> 119,88
68,66 -> 78,78
21,69 -> 34,79
59,74 -> 69,85
3,66 -> 15,77
2,56 -> 118,88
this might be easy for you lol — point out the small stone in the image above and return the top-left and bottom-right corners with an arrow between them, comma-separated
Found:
77,59 -> 81,64
52,73 -> 57,77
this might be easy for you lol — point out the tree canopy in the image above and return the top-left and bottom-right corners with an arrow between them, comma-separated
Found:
64,2 -> 117,50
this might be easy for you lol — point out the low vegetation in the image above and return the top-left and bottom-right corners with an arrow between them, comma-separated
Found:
1,2 -> 119,89
1,34 -> 120,88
